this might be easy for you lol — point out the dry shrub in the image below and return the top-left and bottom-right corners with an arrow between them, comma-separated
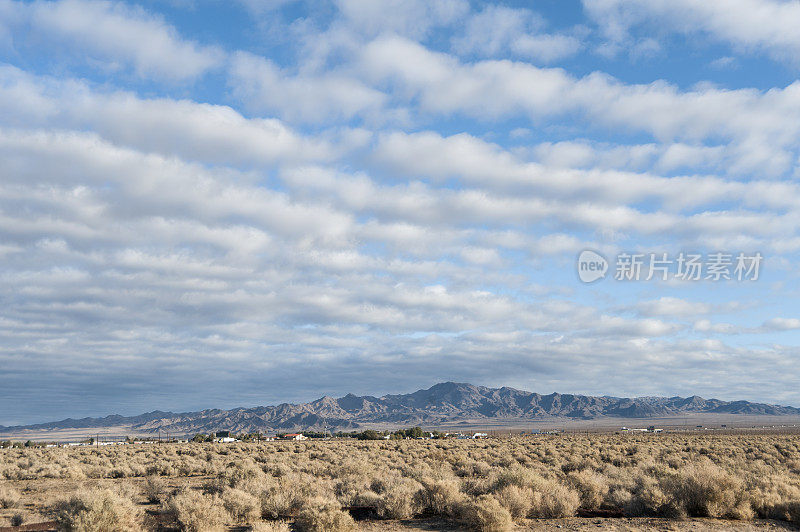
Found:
624,472 -> 675,517
490,466 -> 538,491
259,475 -> 313,519
219,461 -> 268,493
567,470 -> 609,510
626,460 -> 751,519
166,489 -> 229,532
142,475 -> 167,503
332,474 -> 368,505
0,486 -> 21,508
49,488 -> 142,532
749,473 -> 800,520
455,460 -> 492,478
489,467 -> 578,518
10,513 -> 24,527
456,494 -> 513,532
295,497 -> 357,532
494,484 -> 532,518
222,487 -> 261,523
528,476 -> 580,518
788,502 -> 800,523
461,476 -> 490,496
415,477 -> 464,516
374,476 -> 422,519
667,460 -> 750,519
251,521 -> 291,532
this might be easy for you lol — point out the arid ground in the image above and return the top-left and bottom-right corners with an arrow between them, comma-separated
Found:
2,433 -> 800,531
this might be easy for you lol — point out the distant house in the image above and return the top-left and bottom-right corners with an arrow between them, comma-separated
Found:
216,437 -> 236,443
215,431 -> 231,439
472,433 -> 488,439
283,433 -> 307,441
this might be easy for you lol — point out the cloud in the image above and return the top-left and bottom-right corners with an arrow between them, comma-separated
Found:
358,35 -> 800,175
5,0 -> 224,81
333,0 -> 469,40
637,297 -> 712,317
1,1 -> 800,424
762,318 -> 800,331
583,0 -> 800,65
452,5 -> 582,63
228,51 -> 388,124
0,65 -> 343,167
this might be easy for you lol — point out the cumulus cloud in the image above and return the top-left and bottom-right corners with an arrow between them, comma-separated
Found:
584,0 -> 800,65
0,66 -> 342,167
762,318 -> 800,331
637,297 -> 712,317
452,5 -> 582,63
5,0 -> 225,81
360,36 -> 800,161
334,0 -> 469,39
228,51 -> 387,124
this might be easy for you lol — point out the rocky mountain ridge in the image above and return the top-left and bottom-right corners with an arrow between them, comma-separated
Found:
3,382 -> 798,434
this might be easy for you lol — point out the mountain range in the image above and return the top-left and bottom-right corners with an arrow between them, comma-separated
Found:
2,382 -> 799,435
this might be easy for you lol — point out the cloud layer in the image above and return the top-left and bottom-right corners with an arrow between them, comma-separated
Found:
0,0 -> 798,424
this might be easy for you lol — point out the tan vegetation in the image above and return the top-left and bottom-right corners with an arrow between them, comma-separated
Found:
1,433 -> 800,530
48,488 -> 143,531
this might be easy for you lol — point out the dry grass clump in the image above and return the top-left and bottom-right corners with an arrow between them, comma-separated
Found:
259,474 -> 317,519
567,469 -> 610,510
142,475 -> 167,503
295,497 -> 357,532
359,473 -> 422,519
165,489 -> 229,532
527,476 -> 580,518
494,484 -> 532,518
221,487 -> 261,523
455,494 -> 514,531
251,521 -> 292,531
624,459 -> 752,519
667,460 -> 752,519
0,486 -> 21,508
415,477 -> 464,517
744,473 -> 800,520
49,488 -> 142,532
488,466 -> 579,518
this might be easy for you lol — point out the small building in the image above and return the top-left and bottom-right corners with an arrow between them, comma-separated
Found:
215,431 -> 231,439
472,433 -> 488,439
283,433 -> 307,441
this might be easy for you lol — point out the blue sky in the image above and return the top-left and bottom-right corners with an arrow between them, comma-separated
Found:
1,0 -> 800,425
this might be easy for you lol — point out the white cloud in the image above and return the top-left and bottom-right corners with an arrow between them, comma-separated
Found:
229,51 -> 388,124
452,5 -> 581,63
638,297 -> 712,318
358,35 -> 800,175
584,0 -> 800,65
762,318 -> 800,331
10,0 -> 224,81
334,0 -> 469,39
0,66 -> 342,167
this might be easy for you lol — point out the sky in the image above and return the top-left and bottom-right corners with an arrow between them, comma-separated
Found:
1,0 -> 800,425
